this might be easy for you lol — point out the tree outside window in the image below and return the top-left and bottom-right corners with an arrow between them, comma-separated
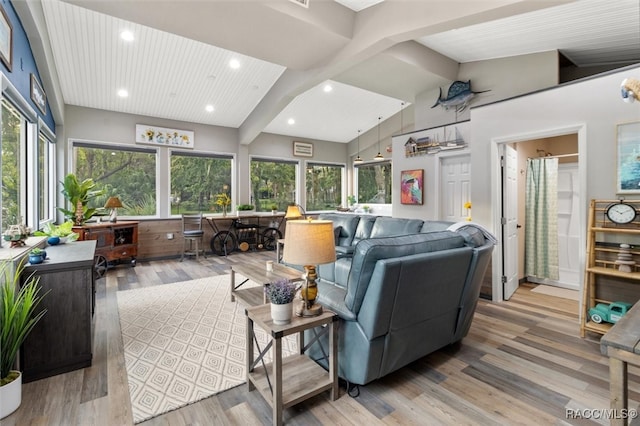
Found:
356,161 -> 392,204
306,163 -> 343,211
251,159 -> 296,212
73,143 -> 157,216
170,152 -> 232,214
1,100 -> 25,232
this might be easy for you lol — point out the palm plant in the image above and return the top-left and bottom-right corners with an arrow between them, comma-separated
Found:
0,259 -> 48,385
59,173 -> 105,225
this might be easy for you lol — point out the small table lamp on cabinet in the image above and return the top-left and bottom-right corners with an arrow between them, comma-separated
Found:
282,219 -> 336,317
104,196 -> 123,223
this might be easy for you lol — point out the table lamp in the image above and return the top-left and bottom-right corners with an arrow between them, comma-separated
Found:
285,204 -> 305,219
282,219 -> 336,317
104,196 -> 123,222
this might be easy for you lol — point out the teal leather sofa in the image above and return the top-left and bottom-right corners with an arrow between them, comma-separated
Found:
300,213 -> 494,386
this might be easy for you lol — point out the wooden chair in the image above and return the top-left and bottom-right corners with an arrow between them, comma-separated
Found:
181,213 -> 206,261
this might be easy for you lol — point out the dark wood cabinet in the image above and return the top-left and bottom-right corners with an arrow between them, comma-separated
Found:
73,221 -> 138,276
20,240 -> 96,383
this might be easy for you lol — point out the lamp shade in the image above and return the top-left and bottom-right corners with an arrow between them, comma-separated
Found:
282,220 -> 336,266
104,197 -> 123,209
285,205 -> 303,219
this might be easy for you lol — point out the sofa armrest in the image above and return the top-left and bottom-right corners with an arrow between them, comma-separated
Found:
317,281 -> 356,321
335,245 -> 355,257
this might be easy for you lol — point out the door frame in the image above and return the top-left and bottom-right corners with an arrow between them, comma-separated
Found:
490,124 -> 587,301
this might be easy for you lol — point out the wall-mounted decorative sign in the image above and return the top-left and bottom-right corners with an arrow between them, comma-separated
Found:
30,74 -> 46,115
0,4 -> 12,71
293,141 -> 313,157
135,124 -> 194,149
400,169 -> 424,205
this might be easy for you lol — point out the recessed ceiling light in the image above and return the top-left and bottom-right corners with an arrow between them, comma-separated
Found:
323,84 -> 333,93
117,89 -> 129,98
205,105 -> 214,112
120,30 -> 134,42
229,59 -> 240,69
287,118 -> 295,125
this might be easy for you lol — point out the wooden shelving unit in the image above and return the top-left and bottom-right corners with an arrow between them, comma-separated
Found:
581,199 -> 640,337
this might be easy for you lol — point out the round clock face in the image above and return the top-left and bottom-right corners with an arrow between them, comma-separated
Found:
606,202 -> 637,224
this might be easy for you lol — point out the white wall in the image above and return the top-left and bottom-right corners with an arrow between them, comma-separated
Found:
470,64 -> 640,300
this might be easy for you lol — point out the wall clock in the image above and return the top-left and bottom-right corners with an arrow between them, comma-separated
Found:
605,201 -> 637,224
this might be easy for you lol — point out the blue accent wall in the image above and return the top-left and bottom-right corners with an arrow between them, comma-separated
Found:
2,0 -> 55,130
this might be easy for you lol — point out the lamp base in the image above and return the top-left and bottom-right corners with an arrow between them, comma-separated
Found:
295,301 -> 323,317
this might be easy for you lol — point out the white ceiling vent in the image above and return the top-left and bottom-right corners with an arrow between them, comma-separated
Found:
289,0 -> 309,8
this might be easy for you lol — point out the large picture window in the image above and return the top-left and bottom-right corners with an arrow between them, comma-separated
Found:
170,151 -> 232,214
73,142 -> 157,216
251,158 -> 296,212
306,162 -> 343,211
356,161 -> 392,204
1,99 -> 26,232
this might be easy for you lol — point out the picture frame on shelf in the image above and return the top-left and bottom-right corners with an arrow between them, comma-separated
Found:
293,141 -> 313,157
616,121 -> 640,194
0,4 -> 12,72
400,169 -> 424,205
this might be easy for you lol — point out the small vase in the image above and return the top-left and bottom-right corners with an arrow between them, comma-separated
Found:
270,302 -> 293,325
28,254 -> 43,264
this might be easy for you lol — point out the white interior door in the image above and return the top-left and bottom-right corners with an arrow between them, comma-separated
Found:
440,154 -> 471,221
503,145 -> 519,300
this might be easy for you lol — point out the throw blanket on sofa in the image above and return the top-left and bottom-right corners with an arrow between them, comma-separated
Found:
447,221 -> 498,245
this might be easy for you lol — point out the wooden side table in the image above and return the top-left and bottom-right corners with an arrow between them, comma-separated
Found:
245,304 -> 338,426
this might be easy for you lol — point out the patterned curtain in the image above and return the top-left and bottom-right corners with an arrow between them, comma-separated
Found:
525,157 -> 559,280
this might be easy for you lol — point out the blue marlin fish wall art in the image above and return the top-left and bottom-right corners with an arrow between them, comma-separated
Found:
431,80 -> 490,112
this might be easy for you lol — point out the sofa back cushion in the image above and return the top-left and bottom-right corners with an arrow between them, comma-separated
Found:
369,217 -> 424,238
352,215 -> 378,246
318,213 -> 360,246
345,231 -> 465,314
420,220 -> 454,233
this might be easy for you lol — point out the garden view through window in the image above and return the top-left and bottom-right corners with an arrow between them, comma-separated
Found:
250,158 -> 296,212
73,142 -> 157,217
356,161 -> 392,204
1,100 -> 24,232
306,162 -> 343,211
170,152 -> 232,214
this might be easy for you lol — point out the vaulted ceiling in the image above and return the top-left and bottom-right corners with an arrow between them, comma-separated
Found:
18,0 -> 640,144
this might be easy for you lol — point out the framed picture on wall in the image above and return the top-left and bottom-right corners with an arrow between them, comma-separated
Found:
0,4 -> 12,72
616,121 -> 640,194
400,169 -> 424,205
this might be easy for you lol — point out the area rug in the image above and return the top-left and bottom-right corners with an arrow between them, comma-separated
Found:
116,275 -> 297,424
530,284 -> 579,301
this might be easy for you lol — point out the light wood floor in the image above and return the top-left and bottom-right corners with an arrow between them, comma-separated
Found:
4,250 -> 638,426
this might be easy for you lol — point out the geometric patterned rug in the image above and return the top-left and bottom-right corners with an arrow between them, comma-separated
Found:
116,275 -> 298,423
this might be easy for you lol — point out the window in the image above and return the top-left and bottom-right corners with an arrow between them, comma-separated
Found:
250,158 -> 296,212
170,151 -> 233,214
306,162 -> 343,211
1,100 -> 26,232
38,131 -> 55,223
356,161 -> 392,204
73,142 -> 157,216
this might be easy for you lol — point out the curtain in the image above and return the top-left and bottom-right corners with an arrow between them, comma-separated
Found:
525,157 -> 559,280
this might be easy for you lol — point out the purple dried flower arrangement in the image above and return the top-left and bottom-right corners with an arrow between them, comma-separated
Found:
265,279 -> 297,305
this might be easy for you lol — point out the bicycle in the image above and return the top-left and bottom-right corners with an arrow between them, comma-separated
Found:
210,218 -> 282,256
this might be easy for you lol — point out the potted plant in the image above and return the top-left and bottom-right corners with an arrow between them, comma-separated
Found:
28,248 -> 45,264
0,259 -> 48,419
236,204 -> 255,216
264,279 -> 297,325
33,221 -> 79,245
270,204 -> 278,215
58,173 -> 105,225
